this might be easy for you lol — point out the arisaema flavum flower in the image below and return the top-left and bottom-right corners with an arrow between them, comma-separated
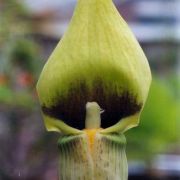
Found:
36,0 -> 151,179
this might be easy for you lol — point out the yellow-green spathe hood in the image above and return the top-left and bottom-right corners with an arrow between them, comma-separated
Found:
36,0 -> 151,134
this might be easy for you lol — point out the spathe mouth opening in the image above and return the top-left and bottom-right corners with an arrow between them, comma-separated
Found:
41,80 -> 142,130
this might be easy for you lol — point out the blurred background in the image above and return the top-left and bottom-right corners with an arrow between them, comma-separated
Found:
0,0 -> 179,179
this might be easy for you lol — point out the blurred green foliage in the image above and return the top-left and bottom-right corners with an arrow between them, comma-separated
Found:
0,85 -> 36,108
0,0 -> 42,109
126,77 -> 180,160
9,38 -> 42,75
0,37 -> 41,108
0,0 -> 29,45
